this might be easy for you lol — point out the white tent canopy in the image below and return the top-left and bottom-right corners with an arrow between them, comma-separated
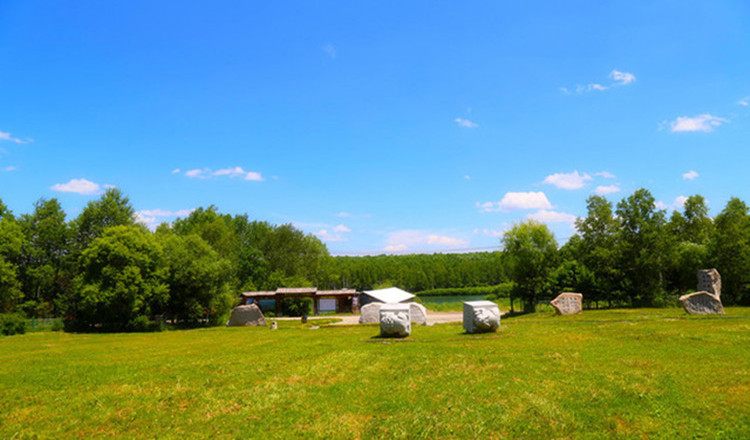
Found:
362,287 -> 415,304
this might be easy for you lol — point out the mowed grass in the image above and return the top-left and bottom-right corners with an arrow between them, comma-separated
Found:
1,309 -> 750,439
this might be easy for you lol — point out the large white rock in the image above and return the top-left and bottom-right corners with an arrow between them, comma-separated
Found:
550,292 -> 583,315
697,269 -> 721,298
463,300 -> 501,334
409,303 -> 428,326
359,303 -> 382,324
226,304 -> 266,327
680,291 -> 725,315
380,303 -> 411,337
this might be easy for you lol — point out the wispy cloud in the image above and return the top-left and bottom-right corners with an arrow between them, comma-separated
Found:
594,184 -> 620,195
136,208 -> 195,230
669,114 -> 728,132
183,166 -> 264,181
3,166 -> 16,172
0,131 -> 32,144
332,224 -> 351,233
655,196 -> 688,211
609,70 -> 636,85
543,170 -> 592,190
316,229 -> 348,242
323,44 -> 336,58
738,97 -> 749,106
594,171 -> 616,179
477,191 -> 552,212
565,69 -> 636,94
682,170 -> 699,180
454,118 -> 478,128
384,230 -> 468,253
526,209 -> 578,225
50,178 -> 107,195
335,212 -> 353,218
171,168 -> 181,174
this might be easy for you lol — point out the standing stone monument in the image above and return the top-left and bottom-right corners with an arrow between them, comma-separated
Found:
359,303 -> 382,324
379,303 -> 411,337
697,269 -> 721,298
409,303 -> 428,326
550,292 -> 583,315
463,300 -> 501,334
679,291 -> 725,315
226,304 -> 266,326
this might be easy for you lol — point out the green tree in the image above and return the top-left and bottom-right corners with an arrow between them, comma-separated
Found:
709,198 -> 750,305
158,232 -> 234,325
0,207 -> 25,313
665,195 -> 712,293
502,221 -> 558,313
72,225 -> 168,331
72,188 -> 135,252
615,189 -> 667,306
18,198 -> 72,316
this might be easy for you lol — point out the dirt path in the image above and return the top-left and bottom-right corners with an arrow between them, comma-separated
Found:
277,310 -> 506,326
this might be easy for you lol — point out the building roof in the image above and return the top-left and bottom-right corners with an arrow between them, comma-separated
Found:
276,287 -> 318,294
362,287 -> 415,303
317,289 -> 357,296
241,291 -> 276,298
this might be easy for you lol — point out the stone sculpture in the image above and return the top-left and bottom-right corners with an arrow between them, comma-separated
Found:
379,303 -> 411,337
679,291 -> 725,315
358,303 -> 382,324
409,303 -> 428,326
550,292 -> 583,315
463,300 -> 501,333
226,304 -> 266,327
270,321 -> 278,330
697,269 -> 721,298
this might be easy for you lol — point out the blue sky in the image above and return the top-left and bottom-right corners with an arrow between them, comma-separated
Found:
1,1 -> 749,254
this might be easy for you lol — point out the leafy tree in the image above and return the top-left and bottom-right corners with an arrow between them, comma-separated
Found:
665,195 -> 712,293
709,198 -> 750,305
158,232 -> 234,325
0,210 -> 25,313
615,189 -> 667,306
18,198 -> 72,316
72,188 -> 135,252
72,225 -> 168,331
502,221 -> 558,313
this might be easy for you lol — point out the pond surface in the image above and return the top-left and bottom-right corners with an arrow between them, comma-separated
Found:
418,295 -> 486,304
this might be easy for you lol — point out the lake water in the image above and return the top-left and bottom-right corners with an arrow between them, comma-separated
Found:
418,295 -> 486,304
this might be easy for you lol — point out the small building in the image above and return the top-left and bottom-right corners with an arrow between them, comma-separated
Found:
240,287 -> 359,315
360,287 -> 415,307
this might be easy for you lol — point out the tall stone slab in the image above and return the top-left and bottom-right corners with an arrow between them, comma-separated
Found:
409,303 -> 428,326
463,300 -> 501,333
379,303 -> 411,337
226,304 -> 267,326
358,303 -> 382,323
697,269 -> 721,298
550,292 -> 583,315
679,291 -> 725,315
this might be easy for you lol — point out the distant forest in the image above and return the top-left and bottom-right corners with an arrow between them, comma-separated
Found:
1,187 -> 749,329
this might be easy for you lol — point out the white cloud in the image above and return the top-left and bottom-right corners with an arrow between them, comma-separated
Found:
559,87 -> 571,95
172,168 -> 181,174
315,229 -> 347,242
594,171 -> 616,179
478,191 -> 552,212
335,212 -> 353,218
0,131 -> 31,144
475,228 -> 505,238
543,170 -> 592,190
323,44 -> 336,58
654,196 -> 688,211
610,70 -> 636,85
135,212 -> 158,228
50,178 -> 104,195
3,166 -> 16,172
738,97 -> 749,106
588,83 -> 608,91
333,224 -> 351,233
654,201 -> 668,209
670,114 -> 728,132
464,175 -> 471,180
384,230 -> 468,253
526,209 -> 577,224
136,208 -> 195,229
682,170 -> 699,180
594,184 -> 620,195
454,118 -> 478,128
185,167 -> 264,181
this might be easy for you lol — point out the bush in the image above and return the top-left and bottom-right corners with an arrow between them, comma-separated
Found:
282,297 -> 312,317
127,315 -> 163,332
0,313 -> 27,336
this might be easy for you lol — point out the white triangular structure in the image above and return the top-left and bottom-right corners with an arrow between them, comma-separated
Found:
362,287 -> 415,304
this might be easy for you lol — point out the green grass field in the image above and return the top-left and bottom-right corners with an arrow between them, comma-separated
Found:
2,308 -> 749,439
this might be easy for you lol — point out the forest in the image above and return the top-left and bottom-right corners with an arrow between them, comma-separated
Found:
1,187 -> 749,331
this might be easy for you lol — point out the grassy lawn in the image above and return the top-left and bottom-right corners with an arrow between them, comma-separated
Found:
1,308 -> 749,439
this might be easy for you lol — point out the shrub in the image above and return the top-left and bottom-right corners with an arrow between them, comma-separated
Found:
282,297 -> 312,317
0,313 -> 27,336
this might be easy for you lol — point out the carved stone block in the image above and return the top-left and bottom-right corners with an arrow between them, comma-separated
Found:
379,303 -> 411,337
680,291 -> 725,315
550,292 -> 583,315
697,269 -> 721,298
226,304 -> 266,327
463,300 -> 501,333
